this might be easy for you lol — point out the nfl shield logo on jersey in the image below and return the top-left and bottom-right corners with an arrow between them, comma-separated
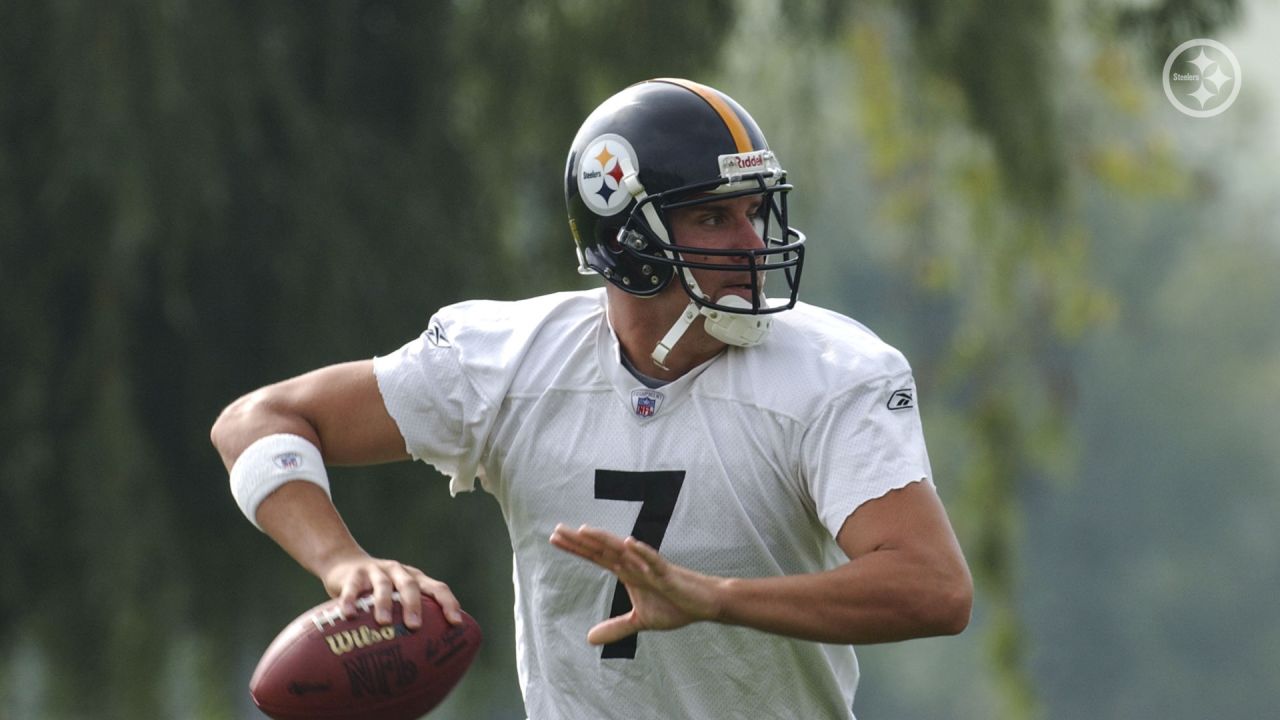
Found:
630,389 -> 664,418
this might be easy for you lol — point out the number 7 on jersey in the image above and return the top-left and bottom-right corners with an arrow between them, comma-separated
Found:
593,469 -> 686,659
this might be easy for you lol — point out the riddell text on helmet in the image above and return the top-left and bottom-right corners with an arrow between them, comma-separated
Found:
717,150 -> 780,178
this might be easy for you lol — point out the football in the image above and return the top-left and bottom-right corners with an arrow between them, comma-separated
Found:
249,593 -> 482,720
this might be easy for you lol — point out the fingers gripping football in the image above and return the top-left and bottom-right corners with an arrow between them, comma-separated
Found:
324,556 -> 461,629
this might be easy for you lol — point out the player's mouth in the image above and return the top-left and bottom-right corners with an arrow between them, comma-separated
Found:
714,282 -> 758,303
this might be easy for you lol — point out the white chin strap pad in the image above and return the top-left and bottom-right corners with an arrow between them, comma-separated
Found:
650,295 -> 774,369
701,294 -> 772,347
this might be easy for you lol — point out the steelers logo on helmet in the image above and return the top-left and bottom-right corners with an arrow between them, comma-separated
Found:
577,133 -> 637,216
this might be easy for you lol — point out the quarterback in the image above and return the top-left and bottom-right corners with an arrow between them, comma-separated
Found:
212,78 -> 972,719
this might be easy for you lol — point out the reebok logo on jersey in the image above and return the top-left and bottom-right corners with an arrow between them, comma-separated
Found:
630,389 -> 664,418
887,388 -> 914,410
426,321 -> 451,348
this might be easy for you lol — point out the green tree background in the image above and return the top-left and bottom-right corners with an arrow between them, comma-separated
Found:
2,1 -> 1275,718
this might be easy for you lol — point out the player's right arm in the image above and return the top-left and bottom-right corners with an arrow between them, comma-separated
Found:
210,360 -> 461,628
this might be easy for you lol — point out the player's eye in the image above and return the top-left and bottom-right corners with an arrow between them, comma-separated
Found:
698,210 -> 728,226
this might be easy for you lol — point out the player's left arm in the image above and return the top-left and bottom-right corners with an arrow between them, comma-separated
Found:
550,478 -> 971,645
734,477 -> 973,644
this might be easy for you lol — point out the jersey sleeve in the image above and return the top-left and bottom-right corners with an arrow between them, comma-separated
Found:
801,360 -> 934,539
373,307 -> 496,491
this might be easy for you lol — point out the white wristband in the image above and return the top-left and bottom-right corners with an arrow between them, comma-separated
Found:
229,433 -> 331,531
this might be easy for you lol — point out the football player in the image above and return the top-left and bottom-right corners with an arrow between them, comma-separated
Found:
212,78 -> 972,719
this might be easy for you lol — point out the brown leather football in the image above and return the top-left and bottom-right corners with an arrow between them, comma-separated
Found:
249,593 -> 481,720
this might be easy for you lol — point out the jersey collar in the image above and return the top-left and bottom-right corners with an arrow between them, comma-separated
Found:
597,302 -> 718,420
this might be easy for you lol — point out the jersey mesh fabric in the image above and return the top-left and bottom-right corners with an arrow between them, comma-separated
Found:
373,289 -> 933,720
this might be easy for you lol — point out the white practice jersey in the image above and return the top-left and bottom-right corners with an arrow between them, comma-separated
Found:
373,288 -> 933,720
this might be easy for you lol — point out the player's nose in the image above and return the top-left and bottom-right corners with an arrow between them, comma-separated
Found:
725,206 -> 766,253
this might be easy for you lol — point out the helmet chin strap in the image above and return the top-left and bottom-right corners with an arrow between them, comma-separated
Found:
651,302 -> 701,370
650,270 -> 774,370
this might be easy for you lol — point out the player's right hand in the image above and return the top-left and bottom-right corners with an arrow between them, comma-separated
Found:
321,555 -> 463,630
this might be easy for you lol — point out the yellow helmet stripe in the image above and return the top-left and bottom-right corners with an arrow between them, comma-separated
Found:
653,78 -> 753,153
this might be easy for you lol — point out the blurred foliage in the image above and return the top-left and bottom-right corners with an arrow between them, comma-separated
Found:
1,0 -> 1273,719
1112,0 -> 1242,64
906,0 -> 1065,211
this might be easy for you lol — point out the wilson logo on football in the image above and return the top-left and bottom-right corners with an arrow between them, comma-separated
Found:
325,624 -> 410,657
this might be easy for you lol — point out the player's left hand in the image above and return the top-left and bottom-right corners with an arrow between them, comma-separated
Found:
550,524 -> 724,645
